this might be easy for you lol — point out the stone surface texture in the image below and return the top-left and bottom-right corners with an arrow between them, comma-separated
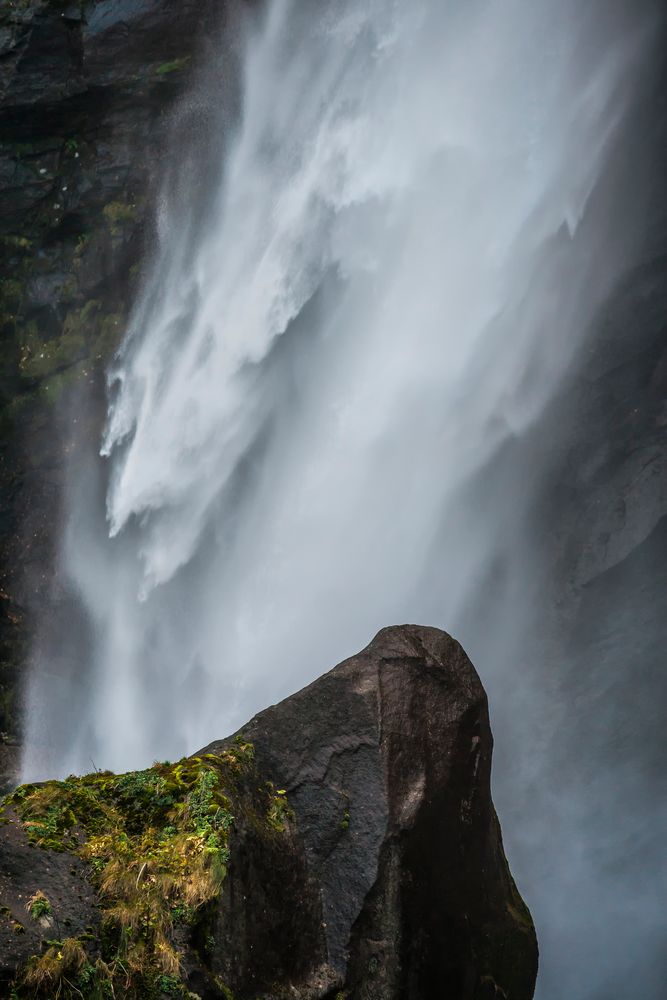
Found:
202,624 -> 538,1000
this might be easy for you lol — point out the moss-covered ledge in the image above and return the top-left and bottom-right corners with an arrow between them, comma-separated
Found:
0,738 -> 295,999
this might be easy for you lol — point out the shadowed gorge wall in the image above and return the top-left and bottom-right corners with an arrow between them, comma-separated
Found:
0,0 -> 220,750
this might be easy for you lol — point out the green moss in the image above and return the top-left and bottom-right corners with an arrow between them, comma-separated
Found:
16,300 -> 123,389
19,329 -> 87,379
0,235 -> 33,253
3,741 -> 288,999
264,782 -> 292,832
73,232 -> 90,261
214,979 -> 236,1000
36,359 -> 87,404
0,904 -> 24,935
21,937 -> 88,995
154,57 -> 191,77
102,200 -> 137,238
169,902 -> 195,926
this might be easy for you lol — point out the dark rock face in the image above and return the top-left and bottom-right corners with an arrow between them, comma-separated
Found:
203,625 -> 538,1000
0,811 -> 102,980
0,625 -> 537,999
0,0 -> 219,736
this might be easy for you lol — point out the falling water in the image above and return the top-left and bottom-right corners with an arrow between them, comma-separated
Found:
22,1 -> 664,997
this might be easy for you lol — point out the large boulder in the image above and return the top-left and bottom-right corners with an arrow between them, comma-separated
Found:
204,624 -> 538,999
0,625 -> 537,999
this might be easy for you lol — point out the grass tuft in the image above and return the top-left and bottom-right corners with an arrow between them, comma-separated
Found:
2,738 -> 287,998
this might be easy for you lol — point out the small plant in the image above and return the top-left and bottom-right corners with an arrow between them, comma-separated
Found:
22,937 -> 86,993
155,57 -> 191,77
73,232 -> 90,257
0,234 -> 32,252
0,904 -> 24,935
265,782 -> 293,832
340,808 -> 350,831
156,972 -> 183,994
26,891 -> 52,921
170,902 -> 195,925
214,978 -> 236,1000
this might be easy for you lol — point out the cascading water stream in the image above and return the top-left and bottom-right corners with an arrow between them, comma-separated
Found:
22,1 -> 664,998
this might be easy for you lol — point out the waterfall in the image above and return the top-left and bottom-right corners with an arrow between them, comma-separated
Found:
22,1 -> 663,997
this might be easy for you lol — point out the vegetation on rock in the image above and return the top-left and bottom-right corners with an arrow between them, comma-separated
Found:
25,891 -> 51,922
103,201 -> 138,239
154,58 -> 192,77
1,738 -> 290,999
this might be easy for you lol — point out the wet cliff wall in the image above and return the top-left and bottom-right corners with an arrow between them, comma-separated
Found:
0,0 -> 222,749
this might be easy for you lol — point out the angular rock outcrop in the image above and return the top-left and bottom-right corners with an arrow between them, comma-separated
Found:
0,625 -> 537,999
